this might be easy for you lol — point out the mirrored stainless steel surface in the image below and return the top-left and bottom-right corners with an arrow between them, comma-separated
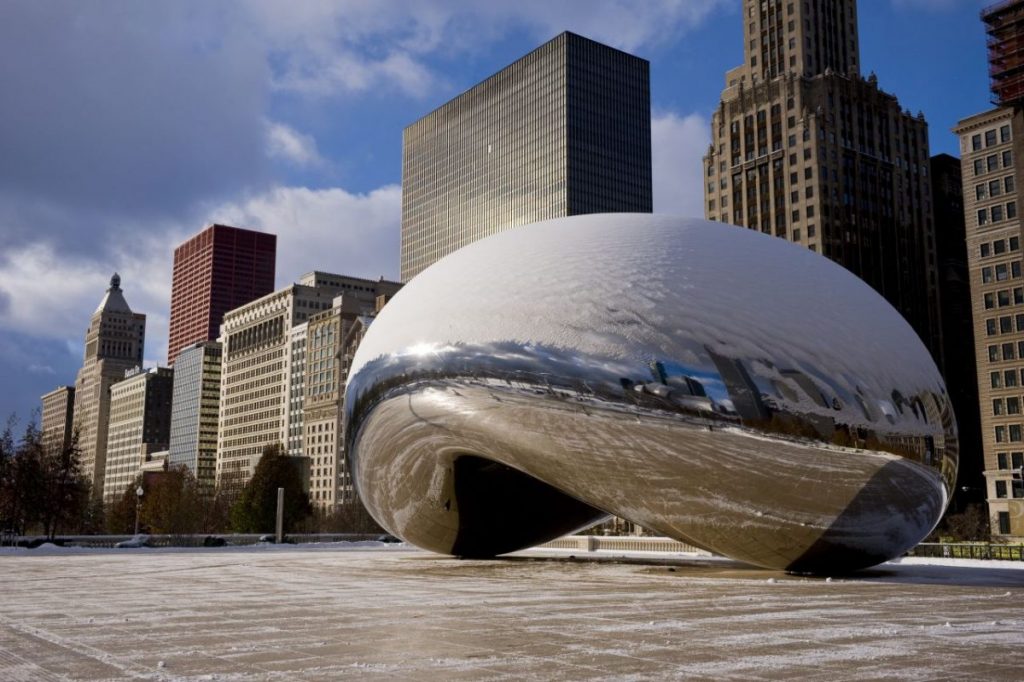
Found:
345,214 -> 956,573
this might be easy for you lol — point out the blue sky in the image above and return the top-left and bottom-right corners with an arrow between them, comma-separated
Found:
0,0 -> 993,423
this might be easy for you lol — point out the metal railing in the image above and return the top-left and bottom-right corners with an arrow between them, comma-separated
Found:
907,542 -> 1024,561
5,534 -> 1021,562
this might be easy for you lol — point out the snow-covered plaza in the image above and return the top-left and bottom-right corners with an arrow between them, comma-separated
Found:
1,544 -> 1022,680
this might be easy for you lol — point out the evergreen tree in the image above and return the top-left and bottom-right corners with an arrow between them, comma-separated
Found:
81,495 -> 105,535
8,422 -> 46,535
39,429 -> 90,539
140,466 -> 205,540
0,419 -> 15,536
106,478 -> 143,535
230,444 -> 312,534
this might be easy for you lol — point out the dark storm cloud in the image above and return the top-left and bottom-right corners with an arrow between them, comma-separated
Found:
0,1 -> 271,252
0,332 -> 81,423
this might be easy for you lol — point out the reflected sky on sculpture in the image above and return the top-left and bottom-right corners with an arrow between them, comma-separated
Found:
345,215 -> 957,573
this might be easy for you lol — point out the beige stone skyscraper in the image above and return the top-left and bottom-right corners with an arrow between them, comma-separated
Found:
703,0 -> 941,360
73,274 -> 146,499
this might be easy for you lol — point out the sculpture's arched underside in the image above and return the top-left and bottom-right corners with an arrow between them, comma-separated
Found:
345,215 -> 957,574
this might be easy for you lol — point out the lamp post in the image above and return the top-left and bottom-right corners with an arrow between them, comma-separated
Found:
134,485 -> 144,535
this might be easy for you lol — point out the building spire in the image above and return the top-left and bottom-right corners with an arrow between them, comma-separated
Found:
95,271 -> 133,314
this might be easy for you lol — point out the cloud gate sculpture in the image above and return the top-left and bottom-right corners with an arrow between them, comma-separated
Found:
345,214 -> 956,573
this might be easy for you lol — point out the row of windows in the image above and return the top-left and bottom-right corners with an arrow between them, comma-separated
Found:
993,396 -> 1024,415
979,236 -> 1021,259
987,340 -> 1024,362
995,451 -> 1024,470
989,369 -> 1024,388
973,150 -> 1013,176
984,314 -> 1024,338
977,202 -> 1017,226
970,124 -> 1012,151
983,287 -> 1024,309
993,479 -> 1024,499
975,175 -> 1015,202
994,424 -> 1024,442
981,261 -> 1023,283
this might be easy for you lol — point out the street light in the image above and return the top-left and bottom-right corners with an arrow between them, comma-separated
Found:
134,485 -> 144,535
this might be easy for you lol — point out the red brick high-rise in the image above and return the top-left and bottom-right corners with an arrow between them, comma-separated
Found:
167,224 -> 277,365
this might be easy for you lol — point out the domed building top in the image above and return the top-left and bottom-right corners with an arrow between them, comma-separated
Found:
94,271 -> 133,315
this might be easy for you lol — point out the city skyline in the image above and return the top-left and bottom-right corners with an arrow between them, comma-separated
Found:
0,0 -> 994,421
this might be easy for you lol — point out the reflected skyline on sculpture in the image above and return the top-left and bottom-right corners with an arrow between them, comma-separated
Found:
344,214 -> 957,573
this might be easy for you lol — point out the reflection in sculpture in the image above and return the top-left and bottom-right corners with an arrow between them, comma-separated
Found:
344,214 -> 957,573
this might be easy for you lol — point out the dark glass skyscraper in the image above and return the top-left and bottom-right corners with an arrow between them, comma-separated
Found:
400,31 -> 652,281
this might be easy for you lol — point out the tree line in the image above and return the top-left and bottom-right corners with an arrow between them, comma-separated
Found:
1,419 -> 382,540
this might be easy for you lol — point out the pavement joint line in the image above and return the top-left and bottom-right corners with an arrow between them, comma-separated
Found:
0,636 -> 63,682
0,616 -> 161,680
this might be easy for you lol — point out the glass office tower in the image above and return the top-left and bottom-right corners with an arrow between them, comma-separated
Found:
400,31 -> 652,281
168,341 -> 222,489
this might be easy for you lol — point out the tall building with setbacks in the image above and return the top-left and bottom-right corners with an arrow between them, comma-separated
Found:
400,31 -> 652,282
73,274 -> 146,500
702,0 -> 941,363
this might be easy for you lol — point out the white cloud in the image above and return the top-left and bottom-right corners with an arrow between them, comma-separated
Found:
0,182 -> 402,366
249,0 -> 729,98
0,236 -> 177,365
270,47 -> 440,98
209,184 -> 402,285
479,0 -> 731,52
265,120 -> 325,167
651,111 -> 710,217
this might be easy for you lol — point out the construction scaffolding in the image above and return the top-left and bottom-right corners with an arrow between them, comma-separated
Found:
985,0 -> 1024,105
